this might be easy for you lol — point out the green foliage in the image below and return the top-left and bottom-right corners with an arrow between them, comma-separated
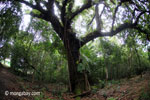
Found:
1,0 -> 150,96
0,1 -> 22,41
109,80 -> 120,85
51,90 -> 62,97
79,35 -> 150,85
11,40 -> 29,73
77,54 -> 91,73
97,80 -> 105,89
34,92 -> 56,100
139,92 -> 150,100
91,80 -> 105,93
139,83 -> 150,100
91,86 -> 98,94
34,92 -> 44,100
107,97 -> 117,100
139,89 -> 150,100
0,1 -> 22,61
9,17 -> 68,83
0,42 -> 11,61
75,97 -> 81,100
31,9 -> 41,15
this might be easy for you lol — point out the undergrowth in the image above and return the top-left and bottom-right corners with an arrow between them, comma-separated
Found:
138,82 -> 150,100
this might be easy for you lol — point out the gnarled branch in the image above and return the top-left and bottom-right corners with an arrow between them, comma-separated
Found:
81,8 -> 149,46
18,0 -> 45,13
81,22 -> 136,46
69,0 -> 94,22
61,0 -> 69,24
111,3 -> 122,32
55,1 -> 61,11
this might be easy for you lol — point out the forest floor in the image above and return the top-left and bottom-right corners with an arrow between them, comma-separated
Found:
0,64 -> 150,100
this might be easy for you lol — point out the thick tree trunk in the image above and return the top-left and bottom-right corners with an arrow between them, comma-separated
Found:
64,36 -> 90,93
67,49 -> 90,93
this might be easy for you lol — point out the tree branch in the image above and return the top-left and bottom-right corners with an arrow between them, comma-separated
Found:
17,0 -> 45,13
87,14 -> 95,26
68,0 -> 74,14
18,0 -> 63,41
55,1 -> 61,11
14,0 -> 64,40
111,3 -> 121,32
32,12 -> 64,40
81,22 -> 136,46
88,4 -> 105,28
95,4 -> 105,32
95,4 -> 101,31
47,0 -> 55,12
69,0 -> 94,22
134,26 -> 150,41
61,0 -> 69,24
81,9 -> 150,46
133,10 -> 149,25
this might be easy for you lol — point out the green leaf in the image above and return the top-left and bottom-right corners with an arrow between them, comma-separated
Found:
31,9 -> 41,15
25,9 -> 31,14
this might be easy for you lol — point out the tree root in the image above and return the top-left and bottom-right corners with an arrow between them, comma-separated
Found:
72,90 -> 91,98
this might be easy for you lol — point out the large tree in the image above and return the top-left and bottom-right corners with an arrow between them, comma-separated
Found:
5,0 -> 150,93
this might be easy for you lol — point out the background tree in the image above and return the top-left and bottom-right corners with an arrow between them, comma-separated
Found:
0,0 -> 22,61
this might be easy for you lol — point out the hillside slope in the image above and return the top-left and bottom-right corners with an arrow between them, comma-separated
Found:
0,64 -> 33,100
82,74 -> 150,100
0,63 -> 150,100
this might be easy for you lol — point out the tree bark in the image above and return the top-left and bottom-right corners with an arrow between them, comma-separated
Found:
67,49 -> 90,93
63,34 -> 90,93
